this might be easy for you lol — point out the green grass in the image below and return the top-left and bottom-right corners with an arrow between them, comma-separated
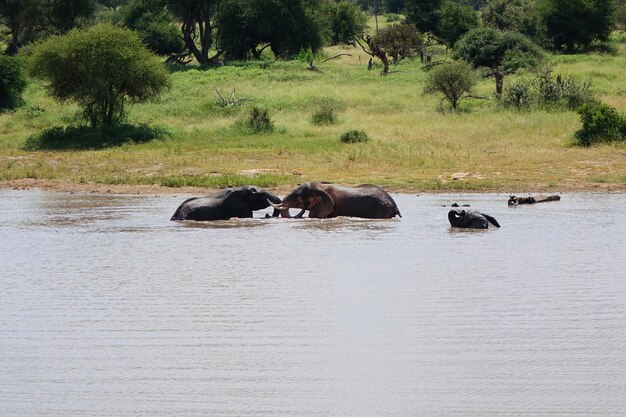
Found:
1,38 -> 625,192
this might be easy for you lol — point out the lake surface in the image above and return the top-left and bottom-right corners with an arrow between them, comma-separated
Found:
1,190 -> 625,417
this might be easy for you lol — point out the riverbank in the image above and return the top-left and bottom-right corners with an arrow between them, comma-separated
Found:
2,177 -> 625,196
1,43 -> 625,194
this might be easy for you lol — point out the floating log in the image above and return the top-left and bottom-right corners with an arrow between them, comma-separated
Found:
508,195 -> 561,206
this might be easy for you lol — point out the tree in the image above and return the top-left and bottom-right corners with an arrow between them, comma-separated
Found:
404,0 -> 442,33
424,61 -> 476,110
455,27 -> 543,98
0,55 -> 26,110
481,0 -> 545,44
437,0 -> 479,46
321,0 -> 366,45
0,0 -> 44,53
28,24 -> 171,127
616,0 -> 626,30
0,0 -> 96,54
373,23 -> 424,63
219,0 -> 325,59
166,0 -> 221,64
121,0 -> 183,55
538,0 -> 616,51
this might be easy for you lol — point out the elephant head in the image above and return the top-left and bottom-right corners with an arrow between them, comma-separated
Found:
240,185 -> 282,216
271,183 -> 335,218
448,209 -> 500,229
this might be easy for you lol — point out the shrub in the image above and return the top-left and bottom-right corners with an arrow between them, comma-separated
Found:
311,100 -> 340,125
574,102 -> 626,146
23,124 -> 173,150
238,107 -> 274,134
340,129 -> 369,143
423,61 -> 476,110
27,24 -> 171,127
502,79 -> 534,110
534,70 -> 594,110
0,56 -> 27,112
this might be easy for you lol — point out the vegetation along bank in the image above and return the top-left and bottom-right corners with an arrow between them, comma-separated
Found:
1,0 -> 625,194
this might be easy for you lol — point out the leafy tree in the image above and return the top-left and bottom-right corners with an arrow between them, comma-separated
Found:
538,0 -> 616,51
166,0 -> 221,64
616,0 -> 626,30
404,0 -> 442,33
121,0 -> 183,54
219,0 -> 325,59
0,0 -> 45,53
0,55 -> 26,110
321,0 -> 366,45
0,0 -> 96,54
424,60 -> 476,110
481,0 -> 544,42
437,0 -> 479,46
385,0 -> 404,13
455,27 -> 544,98
28,24 -> 171,127
373,23 -> 423,62
47,0 -> 96,32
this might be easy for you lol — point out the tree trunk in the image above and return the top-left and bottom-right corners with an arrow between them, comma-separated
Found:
495,71 -> 504,99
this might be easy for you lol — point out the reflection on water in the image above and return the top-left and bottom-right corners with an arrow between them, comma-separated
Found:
1,190 -> 625,417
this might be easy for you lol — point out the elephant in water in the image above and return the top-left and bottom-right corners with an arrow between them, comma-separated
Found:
448,209 -> 501,229
171,186 -> 282,221
271,182 -> 401,219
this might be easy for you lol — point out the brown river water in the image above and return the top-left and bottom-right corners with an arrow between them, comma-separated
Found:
1,190 -> 625,416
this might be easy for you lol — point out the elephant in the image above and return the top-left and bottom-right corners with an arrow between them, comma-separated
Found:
448,209 -> 501,229
170,186 -> 282,221
271,182 -> 401,219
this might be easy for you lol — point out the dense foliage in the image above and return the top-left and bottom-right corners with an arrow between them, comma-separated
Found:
0,55 -> 27,111
538,0 -> 616,51
404,0 -> 442,33
0,0 -> 96,54
436,0 -> 479,46
321,0 -> 367,45
455,27 -> 544,98
482,0 -> 545,45
23,124 -> 172,150
423,61 -> 476,110
28,24 -> 171,127
574,102 -> 626,146
121,0 -> 183,55
373,23 -> 424,62
219,0 -> 325,59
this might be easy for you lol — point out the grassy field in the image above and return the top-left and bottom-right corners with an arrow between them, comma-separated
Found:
1,28 -> 625,193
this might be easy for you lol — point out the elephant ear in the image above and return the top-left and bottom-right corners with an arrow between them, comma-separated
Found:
308,188 -> 334,218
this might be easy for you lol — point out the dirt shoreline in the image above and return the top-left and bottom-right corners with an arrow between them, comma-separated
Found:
2,178 -> 625,196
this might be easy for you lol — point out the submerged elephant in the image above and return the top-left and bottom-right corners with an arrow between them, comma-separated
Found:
448,209 -> 501,229
171,186 -> 282,221
271,182 -> 401,219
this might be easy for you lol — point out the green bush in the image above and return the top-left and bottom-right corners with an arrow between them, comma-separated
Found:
340,129 -> 369,143
504,71 -> 595,111
534,71 -> 594,110
27,24 -> 171,127
23,124 -> 173,150
139,21 -> 184,55
502,79 -> 534,110
574,102 -> 626,146
0,56 -> 27,112
322,0 -> 367,45
423,61 -> 476,110
238,107 -> 275,134
311,100 -> 340,125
